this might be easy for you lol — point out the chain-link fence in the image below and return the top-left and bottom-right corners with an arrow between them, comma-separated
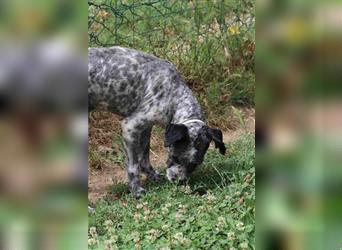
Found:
89,1 -> 253,61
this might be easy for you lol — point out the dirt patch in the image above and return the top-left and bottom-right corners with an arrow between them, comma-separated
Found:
223,107 -> 255,142
88,108 -> 254,204
88,164 -> 125,206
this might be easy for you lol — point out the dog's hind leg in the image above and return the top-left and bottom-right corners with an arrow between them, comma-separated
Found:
121,118 -> 147,198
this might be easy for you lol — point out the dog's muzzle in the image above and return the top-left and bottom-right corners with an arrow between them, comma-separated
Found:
166,164 -> 187,182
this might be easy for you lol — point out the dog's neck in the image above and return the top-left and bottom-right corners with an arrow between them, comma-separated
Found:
170,84 -> 204,124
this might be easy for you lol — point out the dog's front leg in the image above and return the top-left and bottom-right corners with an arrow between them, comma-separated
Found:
121,118 -> 147,198
140,126 -> 162,182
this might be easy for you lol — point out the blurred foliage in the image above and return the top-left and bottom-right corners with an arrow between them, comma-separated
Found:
256,0 -> 342,249
0,0 -> 88,249
0,0 -> 86,42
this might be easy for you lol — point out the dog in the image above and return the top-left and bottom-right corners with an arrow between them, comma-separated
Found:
88,46 -> 226,197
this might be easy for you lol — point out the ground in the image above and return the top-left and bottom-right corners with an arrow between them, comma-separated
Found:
88,107 -> 255,249
88,107 -> 254,205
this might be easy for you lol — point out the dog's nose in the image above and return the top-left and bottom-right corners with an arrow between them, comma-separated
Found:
171,177 -> 176,182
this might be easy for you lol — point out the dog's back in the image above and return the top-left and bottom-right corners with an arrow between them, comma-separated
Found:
88,46 -> 178,118
89,47 -> 154,115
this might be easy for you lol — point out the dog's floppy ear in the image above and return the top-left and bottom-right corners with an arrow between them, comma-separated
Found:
208,128 -> 226,155
165,124 -> 189,147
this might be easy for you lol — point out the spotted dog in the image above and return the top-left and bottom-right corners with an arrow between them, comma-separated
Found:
88,46 -> 226,198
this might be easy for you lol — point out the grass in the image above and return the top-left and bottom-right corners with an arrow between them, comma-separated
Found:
88,133 -> 255,249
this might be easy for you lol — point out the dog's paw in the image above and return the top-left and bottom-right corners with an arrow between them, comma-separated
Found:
132,186 -> 146,199
142,166 -> 163,182
148,171 -> 163,182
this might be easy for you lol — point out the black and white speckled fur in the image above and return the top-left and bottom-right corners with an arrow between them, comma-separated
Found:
88,46 -> 225,197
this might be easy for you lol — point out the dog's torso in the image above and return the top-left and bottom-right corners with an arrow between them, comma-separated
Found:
88,46 -> 202,124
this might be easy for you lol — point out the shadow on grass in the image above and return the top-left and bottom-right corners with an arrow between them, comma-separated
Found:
105,156 -> 238,199
188,157 -> 238,195
104,170 -> 168,201
105,134 -> 255,200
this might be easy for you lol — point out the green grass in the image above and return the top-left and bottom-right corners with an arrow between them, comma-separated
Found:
88,133 -> 255,249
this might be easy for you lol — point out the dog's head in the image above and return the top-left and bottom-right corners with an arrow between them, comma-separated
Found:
164,122 -> 226,182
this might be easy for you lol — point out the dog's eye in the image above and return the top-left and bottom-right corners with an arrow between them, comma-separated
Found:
194,137 -> 203,147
